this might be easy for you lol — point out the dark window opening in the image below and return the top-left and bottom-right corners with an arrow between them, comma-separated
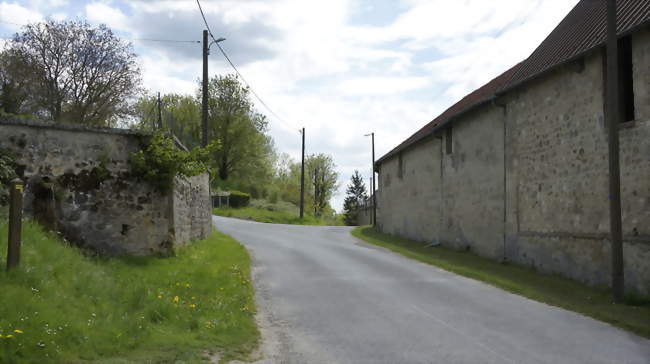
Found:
619,36 -> 635,122
397,153 -> 404,180
445,127 -> 453,155
604,36 -> 635,123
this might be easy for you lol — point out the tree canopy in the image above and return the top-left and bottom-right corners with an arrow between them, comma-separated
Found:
1,20 -> 141,126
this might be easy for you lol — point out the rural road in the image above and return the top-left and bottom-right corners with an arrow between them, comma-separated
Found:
213,216 -> 650,364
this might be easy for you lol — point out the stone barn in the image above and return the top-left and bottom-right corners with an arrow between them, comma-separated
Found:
374,0 -> 650,295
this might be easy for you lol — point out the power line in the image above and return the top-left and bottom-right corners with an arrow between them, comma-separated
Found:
196,0 -> 300,131
133,38 -> 200,44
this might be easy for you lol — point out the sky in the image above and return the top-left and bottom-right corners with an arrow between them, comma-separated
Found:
0,0 -> 580,211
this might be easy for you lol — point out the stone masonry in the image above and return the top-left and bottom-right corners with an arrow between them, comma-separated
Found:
0,118 -> 212,256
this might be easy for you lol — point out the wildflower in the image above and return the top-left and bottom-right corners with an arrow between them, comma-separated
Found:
185,283 -> 191,288
173,296 -> 180,303
5,335 -> 14,339
189,304 -> 196,308
14,329 -> 23,334
157,295 -> 162,299
0,334 -> 3,338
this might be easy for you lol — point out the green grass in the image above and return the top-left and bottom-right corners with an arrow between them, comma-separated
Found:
0,221 -> 259,363
213,199 -> 344,226
352,226 -> 650,339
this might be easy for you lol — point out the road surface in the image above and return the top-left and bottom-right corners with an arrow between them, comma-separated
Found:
213,216 -> 650,364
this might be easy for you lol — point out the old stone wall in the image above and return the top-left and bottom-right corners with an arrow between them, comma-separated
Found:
0,118 -> 211,256
377,136 -> 441,243
376,27 -> 650,295
357,206 -> 372,226
172,174 -> 212,246
441,106 -> 505,259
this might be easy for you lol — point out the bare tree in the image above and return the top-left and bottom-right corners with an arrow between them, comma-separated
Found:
4,20 -> 142,126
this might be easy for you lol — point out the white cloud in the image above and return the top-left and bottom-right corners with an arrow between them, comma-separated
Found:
0,2 -> 43,28
338,76 -> 430,96
85,2 -> 130,32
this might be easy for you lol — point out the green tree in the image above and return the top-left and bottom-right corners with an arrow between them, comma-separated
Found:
133,93 -> 202,149
342,170 -> 367,226
3,20 -> 142,126
0,51 -> 31,115
203,74 -> 275,192
306,153 -> 339,217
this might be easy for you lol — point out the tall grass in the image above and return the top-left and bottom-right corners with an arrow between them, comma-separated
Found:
0,221 -> 259,363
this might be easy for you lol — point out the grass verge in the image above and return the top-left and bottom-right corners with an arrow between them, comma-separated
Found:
352,226 -> 650,339
214,206 -> 343,226
0,221 -> 259,363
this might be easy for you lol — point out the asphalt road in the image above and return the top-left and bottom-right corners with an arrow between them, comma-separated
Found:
213,216 -> 650,364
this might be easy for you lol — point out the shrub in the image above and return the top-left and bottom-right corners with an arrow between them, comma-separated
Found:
130,132 -> 218,193
229,190 -> 251,208
0,149 -> 18,206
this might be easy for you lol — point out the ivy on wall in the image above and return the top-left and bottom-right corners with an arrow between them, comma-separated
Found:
130,132 -> 218,193
0,148 -> 18,205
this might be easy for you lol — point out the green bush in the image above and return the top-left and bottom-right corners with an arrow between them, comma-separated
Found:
130,132 -> 218,193
229,190 -> 251,208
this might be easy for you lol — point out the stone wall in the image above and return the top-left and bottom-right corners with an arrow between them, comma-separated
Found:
172,174 -> 212,247
376,28 -> 650,295
377,137 -> 441,243
356,201 -> 373,226
0,118 -> 211,256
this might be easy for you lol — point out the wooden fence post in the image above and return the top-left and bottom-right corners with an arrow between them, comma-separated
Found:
7,178 -> 23,271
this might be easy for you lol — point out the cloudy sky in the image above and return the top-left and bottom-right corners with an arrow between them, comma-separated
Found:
0,0 -> 579,210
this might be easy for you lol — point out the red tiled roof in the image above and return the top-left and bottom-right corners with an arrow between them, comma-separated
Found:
377,0 -> 650,165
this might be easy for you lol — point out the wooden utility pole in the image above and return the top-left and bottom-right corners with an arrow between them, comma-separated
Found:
606,0 -> 624,303
300,127 -> 306,219
157,92 -> 163,129
202,29 -> 209,147
7,178 -> 23,271
371,132 -> 376,227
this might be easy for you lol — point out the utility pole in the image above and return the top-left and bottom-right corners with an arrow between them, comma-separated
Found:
364,133 -> 376,227
157,92 -> 163,129
606,0 -> 624,303
371,132 -> 376,227
202,29 -> 209,147
7,178 -> 23,271
300,127 -> 305,219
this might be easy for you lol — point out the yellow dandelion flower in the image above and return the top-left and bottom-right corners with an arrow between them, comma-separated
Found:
14,329 -> 23,334
0,334 -> 4,338
173,296 -> 180,303
185,283 -> 191,288
6,335 -> 14,339
189,304 -> 196,308
157,295 -> 162,299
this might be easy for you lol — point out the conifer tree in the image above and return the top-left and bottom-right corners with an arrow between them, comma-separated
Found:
343,170 -> 368,226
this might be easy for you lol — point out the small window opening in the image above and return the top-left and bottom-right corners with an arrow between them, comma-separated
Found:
445,127 -> 453,155
618,36 -> 635,122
